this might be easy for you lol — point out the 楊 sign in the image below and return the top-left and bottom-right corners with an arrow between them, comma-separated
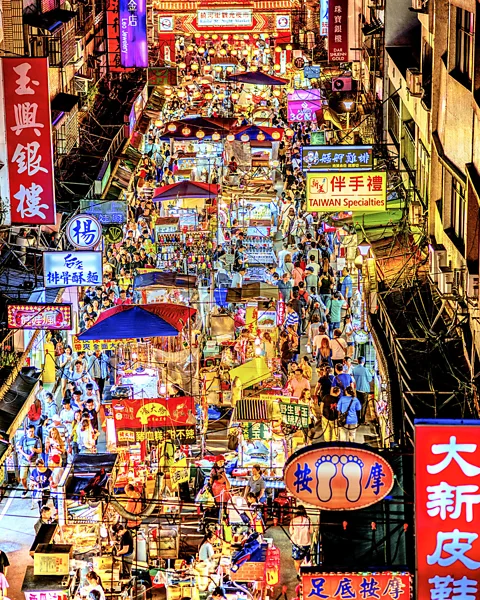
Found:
43,251 -> 103,288
302,572 -> 411,600
80,199 -> 128,224
197,9 -> 252,27
284,443 -> 395,509
415,421 -> 480,600
279,402 -> 309,428
119,0 -> 148,67
117,426 -> 196,444
66,214 -> 102,249
302,145 -> 373,171
328,0 -> 348,62
112,396 -> 195,428
2,58 -> 55,225
306,171 -> 387,212
8,303 -> 72,330
287,89 -> 322,123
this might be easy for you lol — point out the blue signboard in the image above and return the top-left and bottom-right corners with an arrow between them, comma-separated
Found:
44,251 -> 103,288
80,200 -> 128,225
304,66 -> 321,79
66,214 -> 102,249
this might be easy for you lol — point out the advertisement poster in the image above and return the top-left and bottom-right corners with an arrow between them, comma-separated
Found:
287,89 -> 322,123
328,0 -> 348,62
7,304 -> 72,330
306,171 -> 386,212
112,396 -> 196,428
119,0 -> 148,68
2,58 -> 56,225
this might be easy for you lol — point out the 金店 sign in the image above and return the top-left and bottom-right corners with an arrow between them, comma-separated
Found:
302,145 -> 373,171
197,9 -> 252,27
8,304 -> 72,330
416,421 -> 480,600
306,171 -> 386,212
119,0 -> 147,67
302,572 -> 411,599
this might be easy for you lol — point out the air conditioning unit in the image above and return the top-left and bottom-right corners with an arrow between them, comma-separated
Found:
351,62 -> 361,80
332,77 -> 352,91
438,266 -> 454,295
452,268 -> 466,297
74,75 -> 89,94
406,68 -> 422,96
429,246 -> 447,284
74,40 -> 84,69
468,274 -> 479,303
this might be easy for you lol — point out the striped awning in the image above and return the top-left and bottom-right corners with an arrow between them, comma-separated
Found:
232,398 -> 269,422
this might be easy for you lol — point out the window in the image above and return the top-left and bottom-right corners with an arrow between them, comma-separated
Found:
402,119 -> 416,175
456,7 -> 474,83
451,178 -> 466,239
417,142 -> 430,204
388,92 -> 400,145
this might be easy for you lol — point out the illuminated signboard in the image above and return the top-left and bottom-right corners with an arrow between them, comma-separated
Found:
287,89 -> 322,123
119,0 -> 148,67
66,214 -> 102,249
197,9 -> 253,28
305,171 -> 387,212
284,442 -> 395,509
416,421 -> 480,600
302,145 -> 373,171
328,0 -> 348,62
43,251 -> 103,288
7,304 -> 72,330
302,572 -> 411,599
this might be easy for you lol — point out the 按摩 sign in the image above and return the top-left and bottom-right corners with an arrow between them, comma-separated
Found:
306,171 -> 386,212
119,0 -> 147,67
2,58 -> 56,225
302,145 -> 373,171
66,214 -> 102,249
302,572 -> 411,600
416,421 -> 480,600
284,442 -> 395,509
8,303 -> 72,330
197,9 -> 252,28
43,251 -> 103,288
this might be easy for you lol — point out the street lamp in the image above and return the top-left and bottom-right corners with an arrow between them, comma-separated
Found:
341,99 -> 355,135
357,235 -> 371,256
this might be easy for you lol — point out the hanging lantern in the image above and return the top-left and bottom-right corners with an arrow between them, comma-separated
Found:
241,134 -> 250,142
167,123 -> 177,132
242,49 -> 249,56
218,92 -> 225,100
286,44 -> 293,51
182,127 -> 191,136
178,62 -> 186,69
285,128 -> 294,138
178,90 -> 186,98
220,48 -> 227,56
187,45 -> 194,52
262,64 -> 270,71
271,131 -> 281,140
273,88 -> 281,95
204,65 -> 211,72
264,47 -> 271,54
226,133 -> 235,142
191,63 -> 199,71
205,92 -> 213,100
275,46 -> 282,53
231,49 -> 238,56
204,33 -> 210,39
212,34 -> 219,40
233,34 -> 239,40
215,65 -> 223,72
196,130 -> 205,139
198,46 -> 205,54
226,66 -> 234,73
273,64 -> 281,72
194,33 -> 201,39
222,34 -> 229,40
164,88 -> 173,96
231,92 -> 239,100
253,49 -> 260,56
243,35 -> 249,40
212,132 -> 221,141
253,34 -> 259,39
209,48 -> 215,55
257,132 -> 266,141
250,66 -> 258,72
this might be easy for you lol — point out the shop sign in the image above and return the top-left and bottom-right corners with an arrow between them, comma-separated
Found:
73,337 -> 135,352
242,422 -> 269,440
66,214 -> 102,249
276,299 -> 286,326
306,171 -> 387,212
117,426 -> 196,444
104,225 -> 124,244
304,66 -> 321,79
112,396 -> 195,428
119,0 -> 147,68
287,89 -> 322,123
197,9 -> 252,28
302,145 -> 373,171
354,329 -> 369,344
279,402 -> 309,428
158,15 -> 174,31
310,131 -> 326,145
257,311 -> 277,328
415,421 -> 480,600
24,593 -> 67,600
34,551 -> 70,576
43,251 -> 103,288
328,0 -> 348,62
302,572 -> 411,600
80,199 -> 128,224
2,58 -> 56,225
276,15 -> 290,30
170,456 -> 189,489
147,66 -> 177,86
8,303 -> 72,330
284,443 -> 395,509
320,0 -> 329,36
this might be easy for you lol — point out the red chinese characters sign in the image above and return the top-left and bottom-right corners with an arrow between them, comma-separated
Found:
328,0 -> 348,62
112,396 -> 195,428
306,172 -> 386,212
302,573 -> 411,600
416,422 -> 480,600
7,303 -> 72,330
2,58 -> 56,225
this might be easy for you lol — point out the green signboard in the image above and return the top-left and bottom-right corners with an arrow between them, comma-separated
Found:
242,422 -> 269,440
279,402 -> 310,428
310,131 -> 326,145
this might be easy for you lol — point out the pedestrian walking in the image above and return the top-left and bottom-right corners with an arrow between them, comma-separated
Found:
289,506 -> 312,575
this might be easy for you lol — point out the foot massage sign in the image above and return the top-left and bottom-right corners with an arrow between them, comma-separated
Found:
283,443 -> 395,510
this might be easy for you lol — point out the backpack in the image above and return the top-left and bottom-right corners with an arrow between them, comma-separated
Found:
298,290 -> 309,310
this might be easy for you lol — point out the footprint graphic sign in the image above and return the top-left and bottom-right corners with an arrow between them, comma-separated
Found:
284,442 -> 395,510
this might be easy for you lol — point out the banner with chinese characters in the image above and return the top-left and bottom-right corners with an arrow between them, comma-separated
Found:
416,421 -> 480,600
43,251 -> 103,288
302,145 -> 373,171
279,402 -> 309,428
119,0 -> 148,67
8,303 -> 72,330
287,89 -> 322,123
302,573 -> 411,600
2,58 -> 56,225
242,422 -> 269,440
306,172 -> 386,212
197,9 -> 252,28
170,456 -> 190,489
328,0 -> 348,62
72,337 -> 136,352
117,426 -> 196,445
112,396 -> 195,428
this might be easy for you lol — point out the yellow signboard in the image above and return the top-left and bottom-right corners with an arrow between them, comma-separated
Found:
306,171 -> 386,212
73,336 -> 135,352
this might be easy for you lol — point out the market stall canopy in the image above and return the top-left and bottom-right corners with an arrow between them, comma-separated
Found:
135,270 -> 197,289
234,125 -> 284,141
226,282 -> 279,302
229,357 -> 271,389
152,181 -> 220,202
227,72 -> 288,86
77,303 -> 196,340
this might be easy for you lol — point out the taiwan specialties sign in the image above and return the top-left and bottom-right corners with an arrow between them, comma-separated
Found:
328,0 -> 348,62
302,572 -> 411,600
415,421 -> 480,600
43,251 -> 103,288
306,171 -> 387,212
284,443 -> 395,510
112,396 -> 196,428
2,58 -> 56,225
302,145 -> 373,171
119,0 -> 148,68
7,303 -> 72,330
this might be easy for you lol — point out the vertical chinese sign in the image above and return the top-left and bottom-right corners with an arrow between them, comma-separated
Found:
416,421 -> 480,600
119,0 -> 148,68
2,58 -> 55,225
328,0 -> 348,62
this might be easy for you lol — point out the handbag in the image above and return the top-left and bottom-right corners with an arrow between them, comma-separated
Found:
338,398 -> 355,428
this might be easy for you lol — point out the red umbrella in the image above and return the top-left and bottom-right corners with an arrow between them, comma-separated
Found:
152,181 -> 220,202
